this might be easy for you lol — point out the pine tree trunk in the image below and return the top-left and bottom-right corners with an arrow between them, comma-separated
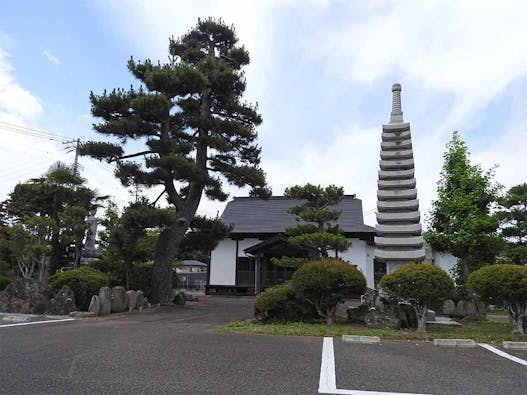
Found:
151,220 -> 188,304
74,240 -> 82,269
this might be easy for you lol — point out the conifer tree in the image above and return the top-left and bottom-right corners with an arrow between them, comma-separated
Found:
80,19 -> 270,302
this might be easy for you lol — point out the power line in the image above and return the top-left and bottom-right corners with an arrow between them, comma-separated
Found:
0,120 -> 71,142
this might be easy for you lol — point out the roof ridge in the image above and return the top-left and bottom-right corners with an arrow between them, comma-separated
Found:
233,194 -> 358,200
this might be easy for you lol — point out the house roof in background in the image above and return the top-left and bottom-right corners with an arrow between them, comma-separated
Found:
219,195 -> 375,234
180,260 -> 207,267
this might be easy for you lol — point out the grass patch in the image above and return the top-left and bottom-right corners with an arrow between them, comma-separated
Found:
222,320 -> 527,343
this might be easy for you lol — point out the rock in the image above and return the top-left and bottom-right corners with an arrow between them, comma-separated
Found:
173,292 -> 185,305
374,296 -> 385,311
0,279 -> 48,314
111,286 -> 128,313
183,294 -> 199,302
456,300 -> 486,317
88,295 -> 100,316
99,287 -> 111,316
137,290 -> 144,312
48,285 -> 77,315
426,309 -> 436,321
361,288 -> 378,307
143,297 -> 150,309
442,299 -> 456,315
398,304 -> 418,329
347,304 -> 371,324
364,310 -> 401,329
126,290 -> 137,312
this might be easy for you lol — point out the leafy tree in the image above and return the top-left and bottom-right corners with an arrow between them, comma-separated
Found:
178,215 -> 231,262
7,216 -> 56,282
469,264 -> 527,334
272,184 -> 350,267
495,183 -> 527,264
7,165 -> 97,273
425,132 -> 503,291
379,263 -> 454,332
59,206 -> 89,268
80,18 -> 270,303
291,258 -> 366,325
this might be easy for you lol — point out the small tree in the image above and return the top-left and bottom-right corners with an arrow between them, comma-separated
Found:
495,183 -> 527,264
426,132 -> 503,291
291,258 -> 366,325
469,264 -> 527,335
59,206 -> 89,268
272,184 -> 350,267
378,263 -> 454,332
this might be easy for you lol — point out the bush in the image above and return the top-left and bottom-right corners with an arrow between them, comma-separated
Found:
378,263 -> 454,332
48,267 -> 109,310
0,275 -> 12,291
291,258 -> 366,325
469,264 -> 527,334
128,262 -> 180,300
254,282 -> 315,323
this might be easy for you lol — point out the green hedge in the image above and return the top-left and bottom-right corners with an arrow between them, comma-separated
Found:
0,275 -> 12,291
254,282 -> 316,323
48,267 -> 109,310
128,262 -> 180,300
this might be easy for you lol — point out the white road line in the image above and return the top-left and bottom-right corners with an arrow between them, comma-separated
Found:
0,318 -> 75,328
318,337 -> 433,395
478,343 -> 527,366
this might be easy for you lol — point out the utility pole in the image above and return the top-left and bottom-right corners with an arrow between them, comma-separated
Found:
63,138 -> 81,176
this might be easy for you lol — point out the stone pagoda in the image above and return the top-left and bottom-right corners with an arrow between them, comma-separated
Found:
374,83 -> 425,272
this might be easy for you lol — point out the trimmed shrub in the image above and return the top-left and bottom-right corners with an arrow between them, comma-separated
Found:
378,263 -> 454,332
291,258 -> 366,325
469,264 -> 527,334
48,267 -> 109,310
254,282 -> 315,323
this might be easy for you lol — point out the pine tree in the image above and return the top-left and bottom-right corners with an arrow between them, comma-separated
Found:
80,19 -> 270,302
425,132 -> 503,291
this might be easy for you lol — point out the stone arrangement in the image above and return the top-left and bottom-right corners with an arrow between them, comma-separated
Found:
374,83 -> 425,271
48,285 -> 77,315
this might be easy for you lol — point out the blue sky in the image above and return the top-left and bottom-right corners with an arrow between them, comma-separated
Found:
1,1 -> 526,226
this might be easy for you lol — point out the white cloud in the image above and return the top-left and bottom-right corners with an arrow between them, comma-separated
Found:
43,49 -> 60,65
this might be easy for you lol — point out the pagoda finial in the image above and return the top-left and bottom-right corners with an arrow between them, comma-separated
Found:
390,83 -> 404,123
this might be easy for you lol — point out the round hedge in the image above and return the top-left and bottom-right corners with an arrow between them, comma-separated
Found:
469,264 -> 527,307
254,281 -> 315,322
378,263 -> 454,305
48,267 -> 109,310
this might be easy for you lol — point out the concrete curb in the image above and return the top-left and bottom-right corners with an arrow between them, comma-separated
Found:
342,335 -> 380,344
433,338 -> 476,348
503,341 -> 527,351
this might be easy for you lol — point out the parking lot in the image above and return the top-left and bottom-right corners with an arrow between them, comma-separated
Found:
1,296 -> 525,394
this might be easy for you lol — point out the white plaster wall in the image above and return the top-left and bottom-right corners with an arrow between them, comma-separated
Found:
433,251 -> 457,277
338,239 -> 375,289
237,238 -> 260,257
209,239 -> 237,285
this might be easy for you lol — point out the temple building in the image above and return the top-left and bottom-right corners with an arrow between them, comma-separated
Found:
374,83 -> 425,273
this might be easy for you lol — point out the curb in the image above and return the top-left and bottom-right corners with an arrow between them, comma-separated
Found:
342,335 -> 380,344
503,341 -> 527,351
433,338 -> 476,348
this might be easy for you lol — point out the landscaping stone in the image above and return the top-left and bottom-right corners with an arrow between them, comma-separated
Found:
48,285 -> 77,315
364,309 -> 400,329
111,286 -> 127,313
433,338 -> 476,348
347,304 -> 371,324
99,287 -> 111,316
137,290 -> 144,312
342,335 -> 380,344
397,303 -> 418,329
426,309 -> 436,322
69,311 -> 95,318
173,292 -> 186,305
143,297 -> 150,309
88,295 -> 100,316
0,279 -> 48,314
442,299 -> 456,315
126,290 -> 137,312
456,300 -> 486,317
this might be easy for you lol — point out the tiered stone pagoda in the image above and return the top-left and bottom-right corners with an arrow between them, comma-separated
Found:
374,83 -> 425,271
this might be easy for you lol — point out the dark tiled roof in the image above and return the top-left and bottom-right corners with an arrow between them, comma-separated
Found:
220,195 -> 375,234
180,260 -> 207,267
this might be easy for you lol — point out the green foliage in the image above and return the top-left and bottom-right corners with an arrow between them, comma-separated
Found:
425,132 -> 503,286
48,267 -> 109,310
469,264 -> 527,334
495,183 -> 527,264
127,261 -> 180,300
254,282 -> 316,323
0,274 -> 12,291
291,258 -> 366,325
275,184 -> 350,265
178,215 -> 232,262
379,263 -> 454,332
80,18 -> 270,302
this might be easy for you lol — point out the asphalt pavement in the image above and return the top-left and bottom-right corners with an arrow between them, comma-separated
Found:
0,296 -> 525,394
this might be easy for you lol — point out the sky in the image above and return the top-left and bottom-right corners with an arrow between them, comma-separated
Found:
0,0 -> 526,226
